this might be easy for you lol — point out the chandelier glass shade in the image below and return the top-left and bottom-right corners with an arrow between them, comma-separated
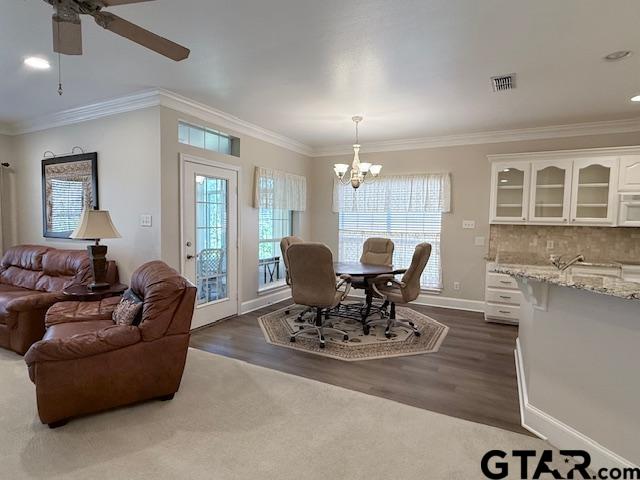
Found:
334,116 -> 382,189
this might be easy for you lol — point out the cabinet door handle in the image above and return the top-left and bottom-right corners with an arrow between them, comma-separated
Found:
499,310 -> 512,314
499,280 -> 511,284
499,295 -> 512,299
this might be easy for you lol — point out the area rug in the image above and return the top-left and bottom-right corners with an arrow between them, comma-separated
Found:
0,348 -> 572,480
258,303 -> 449,361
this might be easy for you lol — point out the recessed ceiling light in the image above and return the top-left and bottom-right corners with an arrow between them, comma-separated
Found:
604,50 -> 632,62
631,95 -> 640,102
24,57 -> 50,70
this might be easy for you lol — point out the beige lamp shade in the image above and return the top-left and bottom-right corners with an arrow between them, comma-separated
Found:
71,209 -> 121,240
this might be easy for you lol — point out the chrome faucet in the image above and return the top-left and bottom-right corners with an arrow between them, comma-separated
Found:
550,254 -> 585,271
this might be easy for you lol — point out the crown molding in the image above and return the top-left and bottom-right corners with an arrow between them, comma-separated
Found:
155,89 -> 313,156
7,90 -> 162,136
487,145 -> 640,163
312,117 -> 640,157
4,89 -> 313,156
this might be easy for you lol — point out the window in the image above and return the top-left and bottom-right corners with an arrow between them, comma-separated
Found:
258,206 -> 292,289
334,174 -> 450,291
254,166 -> 307,290
178,121 -> 239,156
49,179 -> 85,233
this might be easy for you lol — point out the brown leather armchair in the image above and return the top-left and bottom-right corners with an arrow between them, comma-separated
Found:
24,261 -> 196,427
0,245 -> 118,355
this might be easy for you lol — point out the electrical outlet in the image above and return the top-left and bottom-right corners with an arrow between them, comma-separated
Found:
462,220 -> 476,229
453,281 -> 461,291
546,240 -> 554,250
474,236 -> 485,246
140,214 -> 152,227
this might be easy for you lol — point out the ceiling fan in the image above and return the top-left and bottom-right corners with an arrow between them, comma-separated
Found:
45,0 -> 190,61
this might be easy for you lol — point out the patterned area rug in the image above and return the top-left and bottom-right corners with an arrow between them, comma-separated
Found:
258,303 -> 449,361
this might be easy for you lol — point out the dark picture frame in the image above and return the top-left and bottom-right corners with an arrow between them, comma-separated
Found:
42,152 -> 99,238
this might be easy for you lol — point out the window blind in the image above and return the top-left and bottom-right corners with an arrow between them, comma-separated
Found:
49,179 -> 85,233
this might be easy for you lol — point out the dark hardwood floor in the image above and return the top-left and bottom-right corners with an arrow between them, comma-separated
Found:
190,300 -> 526,435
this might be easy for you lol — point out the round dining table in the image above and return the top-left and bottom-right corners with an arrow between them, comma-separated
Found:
333,262 -> 407,326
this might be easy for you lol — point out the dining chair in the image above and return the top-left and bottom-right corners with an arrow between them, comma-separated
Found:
368,243 -> 432,338
280,236 -> 304,286
286,243 -> 352,348
351,237 -> 395,289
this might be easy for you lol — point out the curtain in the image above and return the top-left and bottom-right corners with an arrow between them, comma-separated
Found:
253,166 -> 307,212
332,173 -> 451,214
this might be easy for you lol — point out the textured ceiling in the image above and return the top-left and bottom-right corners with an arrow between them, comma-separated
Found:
1,0 -> 640,147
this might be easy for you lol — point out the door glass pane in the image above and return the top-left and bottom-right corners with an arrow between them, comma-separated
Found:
576,165 -> 610,219
496,167 -> 524,218
195,175 -> 228,305
534,166 -> 565,218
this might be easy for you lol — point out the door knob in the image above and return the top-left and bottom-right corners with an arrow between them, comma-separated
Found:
186,254 -> 195,260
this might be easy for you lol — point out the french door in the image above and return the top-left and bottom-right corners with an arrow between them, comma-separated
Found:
181,156 -> 238,328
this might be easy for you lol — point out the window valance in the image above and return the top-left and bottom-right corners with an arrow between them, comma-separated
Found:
254,166 -> 307,212
332,173 -> 451,214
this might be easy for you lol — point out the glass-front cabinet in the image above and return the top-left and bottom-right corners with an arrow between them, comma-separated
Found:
529,160 -> 572,223
490,162 -> 530,223
570,158 -> 618,225
619,194 -> 640,226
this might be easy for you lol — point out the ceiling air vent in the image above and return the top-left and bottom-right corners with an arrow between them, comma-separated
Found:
491,74 -> 516,92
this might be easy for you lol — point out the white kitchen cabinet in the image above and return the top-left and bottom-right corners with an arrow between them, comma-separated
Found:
529,159 -> 572,223
489,161 -> 530,223
485,263 -> 521,325
569,157 -> 618,225
618,155 -> 640,192
619,194 -> 640,226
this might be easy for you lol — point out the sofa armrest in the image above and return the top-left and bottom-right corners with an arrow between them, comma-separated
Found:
5,293 -> 64,313
24,325 -> 141,365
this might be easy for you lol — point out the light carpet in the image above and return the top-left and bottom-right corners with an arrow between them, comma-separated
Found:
0,347 -> 569,480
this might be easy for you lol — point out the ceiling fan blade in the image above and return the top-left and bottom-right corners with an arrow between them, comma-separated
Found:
93,12 -> 190,61
100,0 -> 156,6
52,15 -> 83,55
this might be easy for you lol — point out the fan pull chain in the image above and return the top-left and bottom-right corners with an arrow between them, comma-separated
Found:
57,52 -> 63,96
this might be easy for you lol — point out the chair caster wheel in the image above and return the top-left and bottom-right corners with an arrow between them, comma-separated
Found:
285,310 -> 290,315
414,331 -> 421,337
385,331 -> 391,339
363,325 -> 370,335
343,335 -> 349,341
290,337 -> 296,343
319,342 -> 326,349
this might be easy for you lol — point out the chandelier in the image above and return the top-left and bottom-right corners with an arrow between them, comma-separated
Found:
334,116 -> 382,189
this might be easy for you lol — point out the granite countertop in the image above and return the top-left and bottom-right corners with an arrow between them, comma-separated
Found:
492,264 -> 640,301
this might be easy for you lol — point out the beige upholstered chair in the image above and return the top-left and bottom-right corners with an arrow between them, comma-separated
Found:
370,243 -> 432,338
286,243 -> 352,348
351,237 -> 395,289
360,237 -> 394,266
280,236 -> 304,286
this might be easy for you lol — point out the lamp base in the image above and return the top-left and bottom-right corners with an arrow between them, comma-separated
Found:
87,244 -> 109,290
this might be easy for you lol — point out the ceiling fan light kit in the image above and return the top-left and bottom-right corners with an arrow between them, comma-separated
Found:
334,116 -> 382,189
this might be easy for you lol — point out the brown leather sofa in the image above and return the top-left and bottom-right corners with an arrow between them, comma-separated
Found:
24,261 -> 196,427
0,245 -> 118,355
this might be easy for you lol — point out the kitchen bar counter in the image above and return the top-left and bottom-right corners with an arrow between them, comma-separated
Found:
491,264 -> 640,300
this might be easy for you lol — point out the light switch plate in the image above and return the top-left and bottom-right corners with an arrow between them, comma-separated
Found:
140,214 -> 152,227
474,236 -> 485,246
462,220 -> 476,229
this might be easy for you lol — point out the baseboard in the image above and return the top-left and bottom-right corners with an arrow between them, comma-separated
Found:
240,288 -> 292,315
515,338 -> 636,470
348,290 -> 485,313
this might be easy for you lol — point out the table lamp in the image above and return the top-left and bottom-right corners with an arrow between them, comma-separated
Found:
71,208 -> 121,290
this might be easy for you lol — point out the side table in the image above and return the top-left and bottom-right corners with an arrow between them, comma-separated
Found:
62,283 -> 128,302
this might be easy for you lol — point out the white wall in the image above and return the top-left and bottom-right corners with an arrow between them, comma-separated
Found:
159,107 -> 313,304
310,131 -> 640,302
10,107 -> 162,280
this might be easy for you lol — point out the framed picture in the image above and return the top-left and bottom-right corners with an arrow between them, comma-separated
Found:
42,152 -> 99,238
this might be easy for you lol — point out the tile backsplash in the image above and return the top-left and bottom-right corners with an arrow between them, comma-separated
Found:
488,225 -> 640,264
